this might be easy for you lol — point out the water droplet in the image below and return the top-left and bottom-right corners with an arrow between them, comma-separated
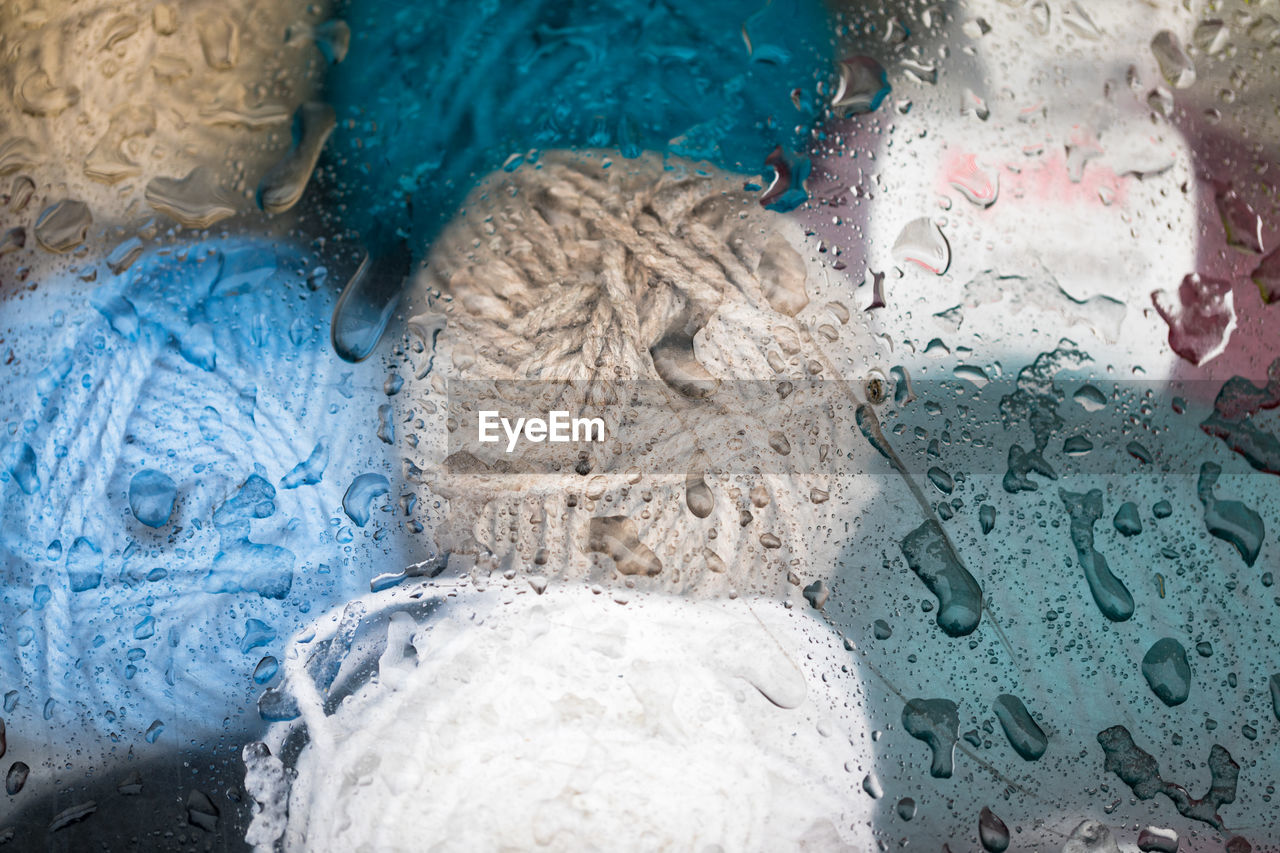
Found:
34,199 -> 91,253
924,338 -> 950,357
342,473 -> 390,527
1060,489 -> 1134,622
902,697 -> 959,778
5,178 -> 34,216
1098,726 -> 1238,832
865,269 -> 887,311
873,619 -> 892,640
1193,18 -> 1229,53
948,154 -> 998,208
979,806 -> 1010,852
145,168 -> 236,228
978,504 -> 995,535
96,13 -> 139,50
133,616 -> 155,640
144,719 -> 164,743
759,146 -> 811,214
0,138 -> 38,176
376,404 -> 395,445
1216,186 -> 1264,253
1127,440 -> 1153,464
1028,1 -> 1050,35
1152,274 -> 1237,366
198,406 -> 222,442
953,364 -> 989,387
331,244 -> 410,362
861,772 -> 883,799
239,619 -> 276,654
174,322 -> 215,371
3,441 -> 40,495
197,11 -> 239,69
106,237 -> 144,274
1063,436 -> 1093,455
1137,827 -> 1180,853
1057,2 -> 1100,37
896,797 -> 916,821
891,365 -> 915,405
1113,502 -> 1142,537
253,656 -> 279,684
238,385 -> 257,423
1242,244 -> 1280,309
15,65 -> 79,116
900,58 -> 938,85
186,789 -> 219,832
117,770 -> 143,796
85,106 -> 156,185
1147,86 -> 1174,117
280,440 -> 330,489
1151,30 -> 1196,89
287,316 -> 308,346
685,465 -> 714,518
802,580 -> 828,610
129,469 -> 176,528
66,537 -> 103,592
257,103 -> 336,214
258,686 -> 300,722
1197,462 -> 1264,566
48,801 -> 96,832
314,20 -> 351,63
831,56 -> 889,115
1072,384 -> 1106,412
586,516 -> 662,576
205,475 -> 294,598
992,694 -> 1048,760
926,467 -> 954,494
583,476 -> 607,501
0,227 -> 24,256
649,332 -> 717,399
6,761 -> 29,795
960,88 -> 990,121
892,217 -> 950,275
33,348 -> 72,397
768,431 -> 791,455
900,520 -> 983,636
1153,500 -> 1172,519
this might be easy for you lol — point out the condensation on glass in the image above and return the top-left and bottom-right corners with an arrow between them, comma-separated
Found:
0,0 -> 1277,850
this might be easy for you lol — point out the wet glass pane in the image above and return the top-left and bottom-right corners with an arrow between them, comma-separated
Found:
0,0 -> 1277,850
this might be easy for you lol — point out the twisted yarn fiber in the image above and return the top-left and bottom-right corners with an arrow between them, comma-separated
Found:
328,0 -> 830,245
428,150 -> 808,390
245,156 -> 875,849
408,150 -> 857,596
